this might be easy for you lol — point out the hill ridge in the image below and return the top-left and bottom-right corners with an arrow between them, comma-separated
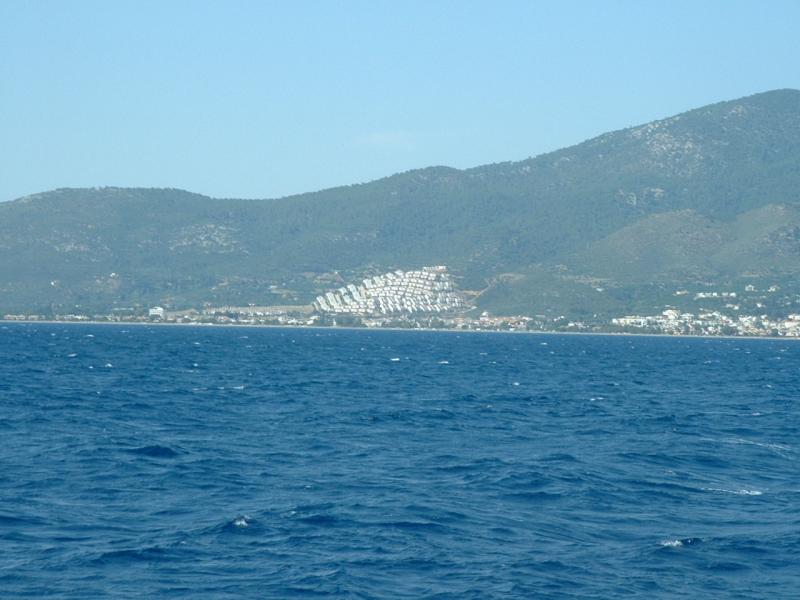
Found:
2,89 -> 800,321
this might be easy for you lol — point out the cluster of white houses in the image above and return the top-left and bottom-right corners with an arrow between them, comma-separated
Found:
313,266 -> 465,316
613,309 -> 800,336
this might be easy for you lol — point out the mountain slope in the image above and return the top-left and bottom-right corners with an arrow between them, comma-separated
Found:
2,89 -> 800,317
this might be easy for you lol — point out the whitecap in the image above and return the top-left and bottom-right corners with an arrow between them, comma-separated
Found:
390,357 -> 400,362
233,516 -> 250,528
232,385 -> 245,390
67,353 -> 77,358
104,363 -> 113,368
703,487 -> 763,496
728,438 -> 792,453
661,539 -> 683,548
512,382 -> 520,386
438,360 -> 449,364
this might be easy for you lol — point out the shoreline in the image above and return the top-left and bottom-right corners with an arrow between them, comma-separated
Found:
2,318 -> 798,341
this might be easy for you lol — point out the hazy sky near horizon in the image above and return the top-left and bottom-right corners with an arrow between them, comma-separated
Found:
2,0 -> 799,201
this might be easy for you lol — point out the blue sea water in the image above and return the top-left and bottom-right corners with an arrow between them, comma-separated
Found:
1,323 -> 799,598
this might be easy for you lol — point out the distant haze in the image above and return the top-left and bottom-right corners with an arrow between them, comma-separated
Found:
2,0 -> 800,202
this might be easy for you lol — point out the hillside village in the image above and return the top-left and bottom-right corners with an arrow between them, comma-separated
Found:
313,266 -> 464,316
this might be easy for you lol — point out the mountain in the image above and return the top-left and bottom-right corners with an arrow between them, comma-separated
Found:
2,89 -> 800,319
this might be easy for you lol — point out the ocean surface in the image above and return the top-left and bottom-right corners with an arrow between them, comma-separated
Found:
1,323 -> 799,598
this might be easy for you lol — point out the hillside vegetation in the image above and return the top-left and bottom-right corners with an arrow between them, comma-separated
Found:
2,89 -> 800,318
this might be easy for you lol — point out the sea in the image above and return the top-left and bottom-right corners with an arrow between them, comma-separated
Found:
1,323 -> 798,598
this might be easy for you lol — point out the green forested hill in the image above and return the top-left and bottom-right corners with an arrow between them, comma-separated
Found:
2,89 -> 800,318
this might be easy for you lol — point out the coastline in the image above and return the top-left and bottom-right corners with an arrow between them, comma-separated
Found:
2,318 -> 798,341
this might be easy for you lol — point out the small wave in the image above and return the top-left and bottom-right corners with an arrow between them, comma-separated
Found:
126,445 -> 179,458
660,537 -> 701,549
540,453 -> 580,463
705,437 -> 794,457
297,513 -> 339,526
233,515 -> 251,528
202,515 -> 266,536
94,545 -> 171,564
503,491 -> 562,503
385,520 -> 449,533
732,438 -> 792,453
703,487 -> 763,496
0,513 -> 45,526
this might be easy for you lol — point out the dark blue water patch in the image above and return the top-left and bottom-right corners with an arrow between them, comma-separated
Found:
92,545 -> 176,565
125,445 -> 181,458
1,323 -> 799,598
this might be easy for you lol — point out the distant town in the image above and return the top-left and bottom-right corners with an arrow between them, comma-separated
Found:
3,266 -> 800,338
611,284 -> 800,337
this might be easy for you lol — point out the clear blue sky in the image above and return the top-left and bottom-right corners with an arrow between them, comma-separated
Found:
1,0 -> 798,201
